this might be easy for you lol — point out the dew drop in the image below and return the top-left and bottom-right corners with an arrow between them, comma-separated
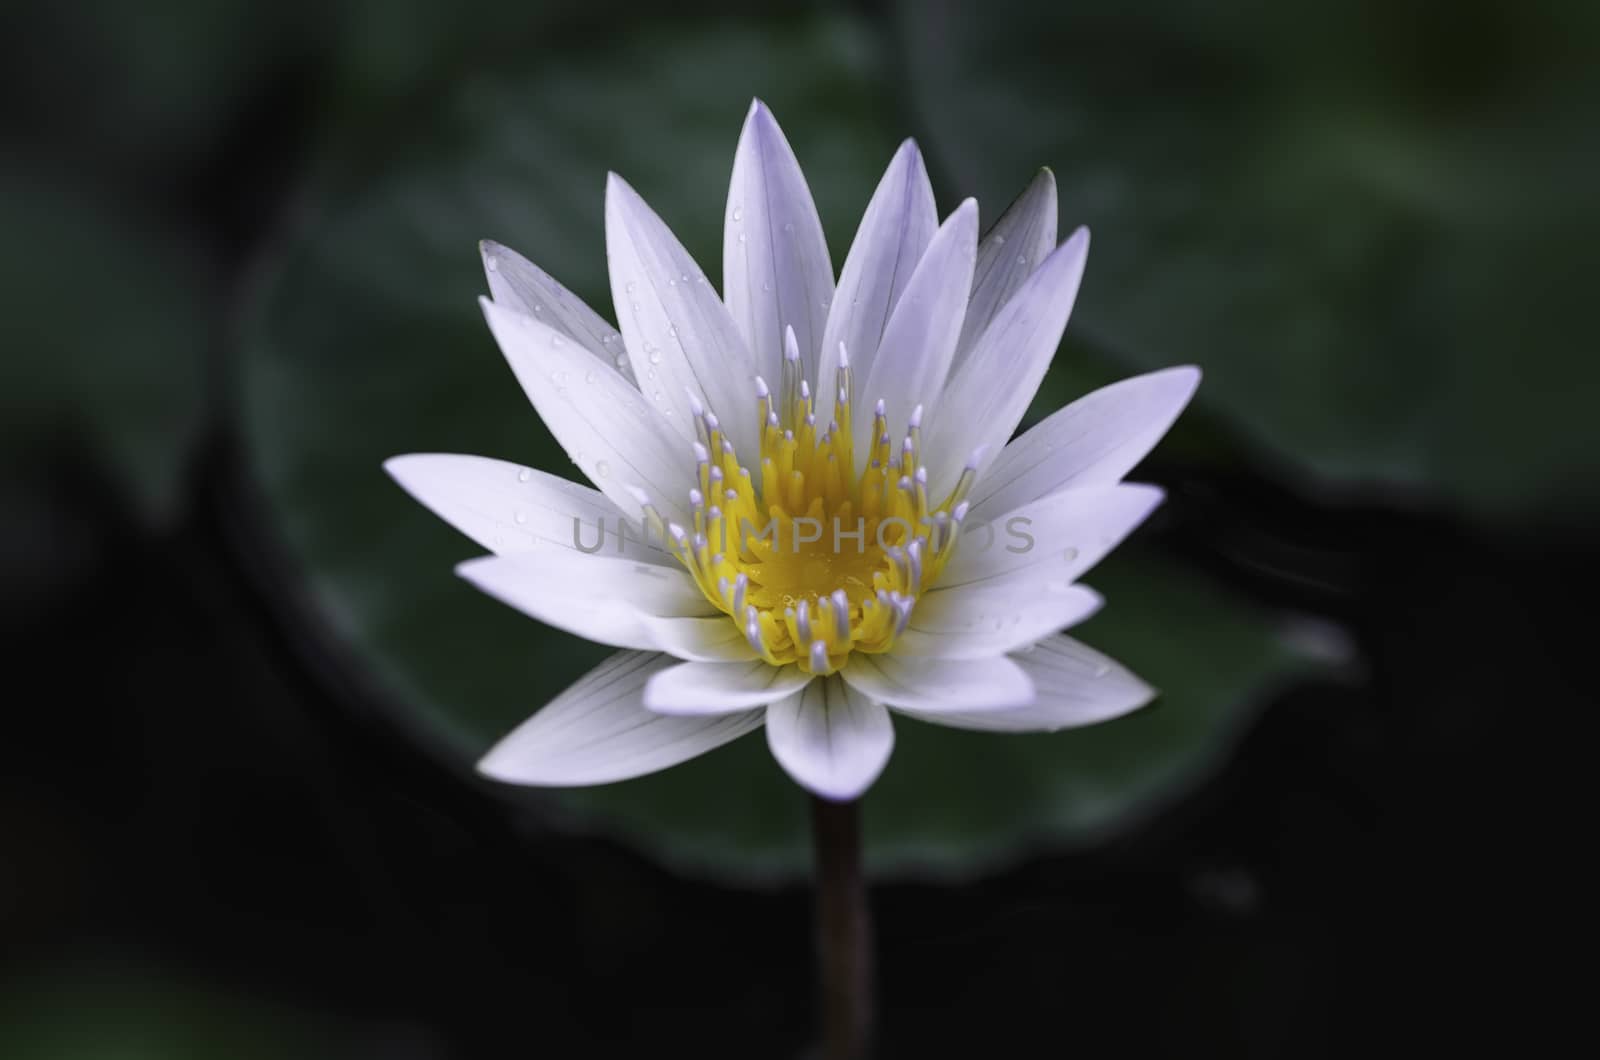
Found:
648,349 -> 662,365
738,233 -> 747,245
782,221 -> 794,233
762,281 -> 773,292
533,303 -> 544,315
732,206 -> 743,222
652,390 -> 664,403
626,281 -> 637,294
595,460 -> 611,478
646,367 -> 657,380
668,277 -> 678,287
485,256 -> 499,271
821,296 -> 832,309
994,234 -> 1007,246
1092,662 -> 1111,678
614,354 -> 628,368
1062,546 -> 1080,562
630,301 -> 641,312
666,324 -> 678,339
680,273 -> 690,284
516,468 -> 531,483
1017,253 -> 1029,266
584,370 -> 597,384
550,334 -> 563,347
514,510 -> 528,525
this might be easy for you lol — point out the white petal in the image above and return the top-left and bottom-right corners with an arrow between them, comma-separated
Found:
941,483 -> 1164,589
723,99 -> 834,385
923,227 -> 1090,497
953,169 -> 1057,373
645,659 -> 813,715
841,653 -> 1033,712
900,635 -> 1153,732
855,199 -> 977,459
606,173 -> 759,461
895,580 -> 1102,659
970,367 -> 1201,518
478,651 -> 763,786
482,297 -> 695,524
384,453 -> 670,564
456,555 -> 752,662
815,139 -> 938,424
766,676 -> 894,801
481,240 -> 632,384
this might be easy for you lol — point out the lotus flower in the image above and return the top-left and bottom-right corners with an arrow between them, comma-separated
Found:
386,100 -> 1199,802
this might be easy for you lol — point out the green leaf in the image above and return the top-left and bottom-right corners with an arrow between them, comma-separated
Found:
896,0 -> 1600,516
0,171 -> 208,522
241,14 -> 1314,880
0,967 -> 351,1059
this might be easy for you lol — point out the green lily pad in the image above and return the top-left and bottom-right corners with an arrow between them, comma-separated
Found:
0,967 -> 351,1059
0,171 -> 208,523
241,14 -> 1315,880
897,0 -> 1600,516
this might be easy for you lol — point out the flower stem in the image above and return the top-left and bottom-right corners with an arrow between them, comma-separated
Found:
810,795 -> 874,1060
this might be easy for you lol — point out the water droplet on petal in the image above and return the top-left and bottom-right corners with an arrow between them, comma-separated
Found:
1017,254 -> 1029,265
737,233 -> 747,245
614,354 -> 628,368
648,349 -> 662,365
516,468 -> 531,483
666,324 -> 678,339
514,510 -> 528,525
994,234 -> 1007,246
652,390 -> 664,403
668,277 -> 677,287
533,303 -> 543,315
732,206 -> 743,222
646,367 -> 656,380
550,334 -> 563,347
595,460 -> 610,478
1062,547 -> 1080,562
782,221 -> 794,233
584,370 -> 597,384
626,281 -> 637,294
486,256 -> 499,271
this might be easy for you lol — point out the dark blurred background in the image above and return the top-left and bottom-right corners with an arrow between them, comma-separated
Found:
3,0 -> 1594,1056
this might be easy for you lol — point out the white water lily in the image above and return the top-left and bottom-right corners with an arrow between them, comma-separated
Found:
386,100 -> 1199,802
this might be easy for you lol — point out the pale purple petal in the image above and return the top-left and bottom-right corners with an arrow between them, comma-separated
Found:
923,228 -> 1090,496
606,173 -> 759,459
645,659 -> 813,715
899,636 -> 1154,732
481,240 -> 632,384
952,168 -> 1058,373
478,651 -> 764,786
970,367 -> 1201,518
855,199 -> 977,462
723,99 -> 834,386
815,139 -> 937,424
766,675 -> 894,801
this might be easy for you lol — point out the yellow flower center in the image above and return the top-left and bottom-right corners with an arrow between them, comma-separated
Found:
641,337 -> 977,675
